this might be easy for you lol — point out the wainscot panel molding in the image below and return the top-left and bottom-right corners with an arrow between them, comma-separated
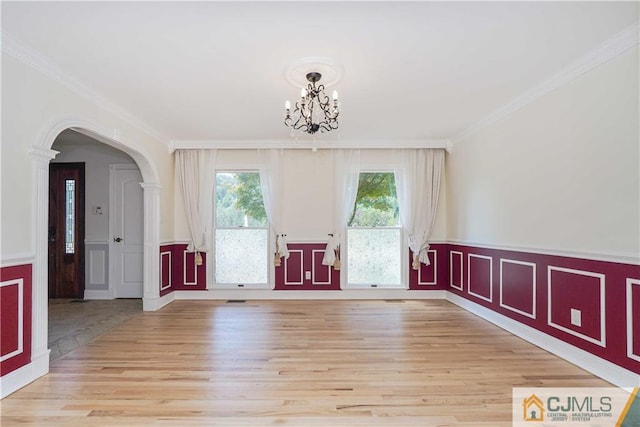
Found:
275,243 -> 340,290
159,243 -> 206,293
0,264 -> 33,383
447,292 -> 640,388
627,278 -> 640,363
408,244 -> 449,290
446,243 -> 640,376
85,243 -> 109,296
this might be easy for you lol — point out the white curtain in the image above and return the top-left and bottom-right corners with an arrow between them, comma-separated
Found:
394,148 -> 444,268
323,149 -> 361,266
175,149 -> 217,260
258,149 -> 289,261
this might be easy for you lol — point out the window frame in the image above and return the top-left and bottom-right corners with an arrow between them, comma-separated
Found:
212,169 -> 270,289
344,169 -> 407,289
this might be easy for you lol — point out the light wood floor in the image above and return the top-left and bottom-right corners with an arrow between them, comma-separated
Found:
1,300 -> 609,426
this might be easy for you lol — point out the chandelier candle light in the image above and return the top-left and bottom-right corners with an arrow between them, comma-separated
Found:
284,72 -> 340,135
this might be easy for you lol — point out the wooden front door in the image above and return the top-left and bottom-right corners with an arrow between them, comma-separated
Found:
48,163 -> 85,299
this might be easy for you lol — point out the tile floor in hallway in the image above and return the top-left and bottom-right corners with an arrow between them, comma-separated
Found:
48,298 -> 142,362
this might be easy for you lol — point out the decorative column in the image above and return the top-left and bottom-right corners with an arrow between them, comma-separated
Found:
29,145 -> 58,375
141,183 -> 161,310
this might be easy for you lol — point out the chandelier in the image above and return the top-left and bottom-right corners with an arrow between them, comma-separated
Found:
284,72 -> 340,135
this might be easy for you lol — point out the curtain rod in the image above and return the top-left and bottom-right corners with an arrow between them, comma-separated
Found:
169,139 -> 452,153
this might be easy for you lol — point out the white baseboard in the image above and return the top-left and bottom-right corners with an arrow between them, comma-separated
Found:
143,292 -> 175,311
445,292 -> 640,388
1,349 -> 50,399
174,289 -> 448,300
83,289 -> 113,300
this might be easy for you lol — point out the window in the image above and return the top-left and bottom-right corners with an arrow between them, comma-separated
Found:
347,172 -> 402,287
65,179 -> 75,254
214,172 -> 268,285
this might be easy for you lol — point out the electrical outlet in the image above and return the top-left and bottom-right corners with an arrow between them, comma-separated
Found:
570,308 -> 582,327
305,271 -> 311,280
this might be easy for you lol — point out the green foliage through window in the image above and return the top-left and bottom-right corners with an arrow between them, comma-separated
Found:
215,172 -> 267,228
349,172 -> 399,227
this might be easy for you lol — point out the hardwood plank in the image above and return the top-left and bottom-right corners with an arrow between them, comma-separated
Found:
1,300 -> 610,426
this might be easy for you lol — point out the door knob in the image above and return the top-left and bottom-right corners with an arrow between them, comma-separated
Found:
114,237 -> 123,242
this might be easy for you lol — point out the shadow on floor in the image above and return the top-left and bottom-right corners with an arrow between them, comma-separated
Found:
48,299 -> 142,362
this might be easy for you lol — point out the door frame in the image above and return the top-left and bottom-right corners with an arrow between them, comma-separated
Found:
109,163 -> 144,298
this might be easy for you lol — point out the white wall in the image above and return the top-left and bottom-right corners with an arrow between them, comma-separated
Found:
446,46 -> 639,259
1,51 -> 175,259
173,148 -> 448,244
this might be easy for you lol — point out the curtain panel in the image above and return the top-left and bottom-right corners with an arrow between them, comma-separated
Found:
258,149 -> 289,264
323,149 -> 361,267
394,148 -> 444,268
175,149 -> 217,262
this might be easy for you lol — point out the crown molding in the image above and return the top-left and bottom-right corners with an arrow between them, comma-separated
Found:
1,31 -> 169,146
169,139 -> 452,153
451,22 -> 640,144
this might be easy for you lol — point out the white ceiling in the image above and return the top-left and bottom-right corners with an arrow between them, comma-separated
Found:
2,1 -> 638,145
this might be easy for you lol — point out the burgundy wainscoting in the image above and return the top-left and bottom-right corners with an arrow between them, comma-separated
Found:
467,254 -> 493,302
0,264 -> 33,377
500,259 -> 536,319
275,243 -> 340,290
548,267 -> 604,346
159,244 -> 206,293
159,245 -> 173,296
628,279 -> 640,362
408,244 -> 449,290
447,244 -> 640,374
450,250 -> 464,291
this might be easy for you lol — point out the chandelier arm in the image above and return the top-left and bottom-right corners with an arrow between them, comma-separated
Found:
292,107 -> 309,132
317,102 -> 333,117
292,117 -> 308,132
316,90 -> 331,108
293,102 -> 310,131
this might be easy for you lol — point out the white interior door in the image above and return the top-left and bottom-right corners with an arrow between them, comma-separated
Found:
111,164 -> 143,298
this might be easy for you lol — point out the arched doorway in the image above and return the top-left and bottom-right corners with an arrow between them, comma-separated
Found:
30,117 -> 162,378
48,129 -> 146,361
